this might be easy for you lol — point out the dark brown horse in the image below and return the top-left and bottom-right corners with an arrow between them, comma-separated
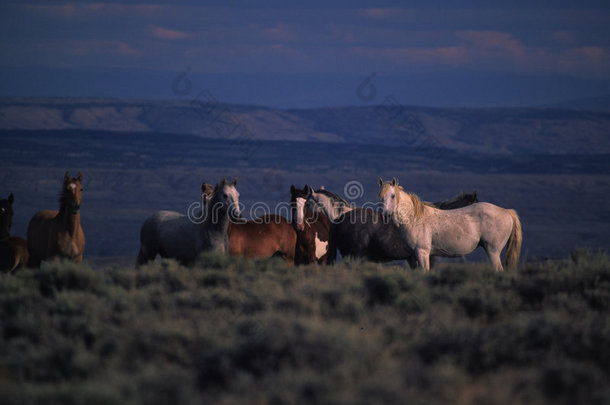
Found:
290,185 -> 330,265
228,214 -> 297,264
0,193 -> 29,272
27,172 -> 85,267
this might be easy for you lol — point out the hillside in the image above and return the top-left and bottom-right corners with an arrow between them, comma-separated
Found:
1,252 -> 609,404
1,98 -> 610,154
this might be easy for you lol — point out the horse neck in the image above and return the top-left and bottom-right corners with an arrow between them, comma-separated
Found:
57,205 -> 80,235
305,205 -> 330,227
202,197 -> 231,234
395,191 -> 419,226
0,224 -> 9,239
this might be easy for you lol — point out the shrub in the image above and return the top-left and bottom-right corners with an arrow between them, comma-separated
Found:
1,251 -> 609,404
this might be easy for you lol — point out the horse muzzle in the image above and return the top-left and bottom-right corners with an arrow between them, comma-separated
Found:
229,208 -> 242,222
72,203 -> 81,214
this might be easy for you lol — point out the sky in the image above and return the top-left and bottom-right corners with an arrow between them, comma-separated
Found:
1,0 -> 610,108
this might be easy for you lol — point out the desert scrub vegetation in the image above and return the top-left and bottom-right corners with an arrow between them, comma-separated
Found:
0,251 -> 609,405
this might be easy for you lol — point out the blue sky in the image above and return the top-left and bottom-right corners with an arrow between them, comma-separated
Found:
1,0 -> 609,108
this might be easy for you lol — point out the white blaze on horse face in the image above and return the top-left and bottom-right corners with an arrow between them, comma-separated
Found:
69,183 -> 76,192
295,197 -> 306,230
223,185 -> 240,217
382,187 -> 396,215
314,232 -> 328,260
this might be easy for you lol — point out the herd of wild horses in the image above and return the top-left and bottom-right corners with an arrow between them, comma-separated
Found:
0,172 -> 522,273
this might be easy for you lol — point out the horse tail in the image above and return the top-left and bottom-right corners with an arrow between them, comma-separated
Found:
504,209 -> 522,269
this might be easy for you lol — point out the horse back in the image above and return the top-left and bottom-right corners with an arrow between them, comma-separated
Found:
333,208 -> 411,261
228,215 -> 296,260
27,210 -> 58,257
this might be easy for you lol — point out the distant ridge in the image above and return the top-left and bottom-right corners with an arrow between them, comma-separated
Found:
542,95 -> 610,111
2,97 -> 610,155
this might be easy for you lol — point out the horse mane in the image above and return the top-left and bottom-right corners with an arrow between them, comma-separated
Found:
315,189 -> 349,207
407,192 -> 425,219
432,190 -> 478,210
379,183 -> 425,220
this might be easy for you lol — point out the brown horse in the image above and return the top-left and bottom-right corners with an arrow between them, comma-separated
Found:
27,172 -> 85,267
0,193 -> 29,272
228,214 -> 297,264
290,185 -> 330,265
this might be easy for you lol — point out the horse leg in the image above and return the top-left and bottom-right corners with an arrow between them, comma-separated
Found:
483,245 -> 504,271
326,231 -> 337,265
136,246 -> 156,268
415,248 -> 431,271
406,255 -> 418,269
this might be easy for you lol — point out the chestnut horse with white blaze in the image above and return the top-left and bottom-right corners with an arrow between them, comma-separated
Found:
27,172 -> 85,267
290,185 -> 330,265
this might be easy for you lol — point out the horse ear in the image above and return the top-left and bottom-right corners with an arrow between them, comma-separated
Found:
290,185 -> 296,194
221,177 -> 227,186
378,177 -> 383,187
77,172 -> 82,182
303,184 -> 309,193
64,171 -> 70,181
307,185 -> 314,196
473,191 -> 478,201
8,193 -> 14,204
232,177 -> 238,186
391,177 -> 397,186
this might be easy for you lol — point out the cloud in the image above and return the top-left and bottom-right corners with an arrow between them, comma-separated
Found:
346,30 -> 610,78
260,23 -> 300,42
52,40 -> 142,57
25,3 -> 166,18
359,8 -> 414,21
149,25 -> 190,40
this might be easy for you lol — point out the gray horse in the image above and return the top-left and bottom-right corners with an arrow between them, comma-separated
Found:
378,177 -> 522,271
136,177 -> 240,267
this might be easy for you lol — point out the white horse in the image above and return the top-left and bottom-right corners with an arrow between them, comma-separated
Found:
378,177 -> 522,271
136,177 -> 240,267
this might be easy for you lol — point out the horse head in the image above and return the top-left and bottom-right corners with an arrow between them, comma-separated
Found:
62,171 -> 83,215
215,177 -> 241,222
378,177 -> 400,219
0,193 -> 14,239
308,186 -> 353,221
201,182 -> 214,202
290,184 -> 309,231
